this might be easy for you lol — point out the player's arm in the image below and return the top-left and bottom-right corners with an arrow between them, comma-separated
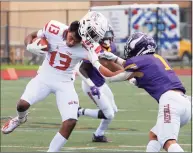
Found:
24,31 -> 38,46
75,60 -> 95,87
99,51 -> 125,67
83,42 -> 125,69
24,26 -> 46,47
24,32 -> 47,56
24,22 -> 48,56
93,61 -> 134,82
75,60 -> 100,98
24,19 -> 49,47
99,58 -> 124,72
97,45 -> 124,71
88,48 -> 134,82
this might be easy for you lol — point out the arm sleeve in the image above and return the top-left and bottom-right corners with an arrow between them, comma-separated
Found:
105,71 -> 133,82
75,60 -> 95,87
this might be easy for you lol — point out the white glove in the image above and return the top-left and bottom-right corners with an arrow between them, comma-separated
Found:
99,51 -> 118,61
99,51 -> 125,66
129,78 -> 138,86
26,38 -> 47,56
87,46 -> 99,65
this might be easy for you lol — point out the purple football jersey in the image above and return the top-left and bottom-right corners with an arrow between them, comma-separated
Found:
83,59 -> 105,87
124,54 -> 186,102
83,43 -> 117,87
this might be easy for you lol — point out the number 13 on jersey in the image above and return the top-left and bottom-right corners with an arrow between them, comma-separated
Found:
49,51 -> 72,71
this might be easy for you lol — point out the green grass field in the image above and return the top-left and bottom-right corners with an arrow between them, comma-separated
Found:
0,64 -> 191,70
1,77 -> 192,152
1,64 -> 39,70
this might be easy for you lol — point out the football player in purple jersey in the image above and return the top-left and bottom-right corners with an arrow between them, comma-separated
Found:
76,29 -> 122,142
87,32 -> 191,152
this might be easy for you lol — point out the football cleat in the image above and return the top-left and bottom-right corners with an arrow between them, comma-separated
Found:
78,107 -> 85,117
92,133 -> 109,142
1,116 -> 27,134
77,107 -> 81,117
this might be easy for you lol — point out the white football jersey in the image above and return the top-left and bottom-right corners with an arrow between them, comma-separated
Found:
36,20 -> 87,81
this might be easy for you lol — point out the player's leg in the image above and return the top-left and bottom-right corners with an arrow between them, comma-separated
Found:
165,93 -> 191,152
180,94 -> 191,127
92,119 -> 112,142
93,83 -> 117,141
78,81 -> 100,118
80,81 -> 115,142
146,127 -> 161,152
101,83 -> 118,113
155,91 -> 191,152
1,75 -> 51,134
47,82 -> 79,152
80,81 -> 115,119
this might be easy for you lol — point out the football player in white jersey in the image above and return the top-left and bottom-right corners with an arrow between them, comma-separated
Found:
1,11 -> 109,152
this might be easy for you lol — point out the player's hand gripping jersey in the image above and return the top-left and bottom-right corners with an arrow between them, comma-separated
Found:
37,20 -> 87,81
83,43 -> 117,87
124,54 -> 186,101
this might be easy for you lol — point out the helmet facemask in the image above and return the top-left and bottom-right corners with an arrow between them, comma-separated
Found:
78,11 -> 108,44
85,25 -> 103,43
124,44 -> 133,59
99,30 -> 114,48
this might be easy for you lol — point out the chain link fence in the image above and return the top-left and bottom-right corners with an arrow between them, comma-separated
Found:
0,9 -> 192,67
1,26 -> 44,65
1,9 -> 88,65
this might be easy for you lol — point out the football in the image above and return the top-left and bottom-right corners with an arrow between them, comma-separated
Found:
32,37 -> 49,51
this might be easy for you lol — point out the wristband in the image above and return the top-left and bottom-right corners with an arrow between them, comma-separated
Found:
115,57 -> 125,66
93,61 -> 101,71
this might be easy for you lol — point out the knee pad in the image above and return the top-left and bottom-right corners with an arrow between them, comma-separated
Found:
98,110 -> 107,119
103,110 -> 114,120
98,110 -> 115,120
17,100 -> 30,112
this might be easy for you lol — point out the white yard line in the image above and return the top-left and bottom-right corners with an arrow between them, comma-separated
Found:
1,116 -> 157,122
2,145 -> 191,152
1,129 -> 191,137
2,144 -> 191,148
36,149 -> 145,152
119,144 -> 192,147
1,145 -> 48,149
